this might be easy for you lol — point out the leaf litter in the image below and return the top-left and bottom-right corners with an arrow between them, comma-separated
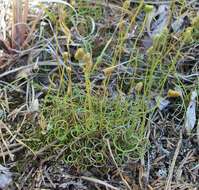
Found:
185,90 -> 197,134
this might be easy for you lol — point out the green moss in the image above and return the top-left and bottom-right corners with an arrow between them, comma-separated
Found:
77,0 -> 103,20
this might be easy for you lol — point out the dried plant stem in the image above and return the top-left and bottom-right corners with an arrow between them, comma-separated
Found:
165,132 -> 182,190
106,139 -> 132,190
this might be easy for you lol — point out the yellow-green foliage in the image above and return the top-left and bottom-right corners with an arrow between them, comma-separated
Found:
40,89 -> 147,169
144,4 -> 154,13
30,0 -> 194,172
76,0 -> 103,20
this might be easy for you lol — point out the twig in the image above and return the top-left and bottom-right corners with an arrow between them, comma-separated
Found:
0,64 -> 34,79
80,176 -> 120,190
2,143 -> 22,151
18,167 -> 34,189
0,59 -> 68,79
176,150 -> 194,181
0,146 -> 24,158
63,173 -> 120,190
165,132 -> 182,190
44,170 -> 56,188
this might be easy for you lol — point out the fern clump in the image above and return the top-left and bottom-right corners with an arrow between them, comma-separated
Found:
40,89 -> 147,169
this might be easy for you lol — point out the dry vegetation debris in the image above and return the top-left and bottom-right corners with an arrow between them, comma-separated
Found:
0,0 -> 199,189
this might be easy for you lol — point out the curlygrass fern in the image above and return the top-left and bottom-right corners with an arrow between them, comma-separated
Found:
22,0 -> 196,172
40,88 -> 148,169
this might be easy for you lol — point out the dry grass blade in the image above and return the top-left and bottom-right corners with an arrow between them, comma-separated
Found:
22,10 -> 43,48
0,39 -> 13,54
106,139 -> 132,190
0,121 -> 35,156
0,121 -> 13,161
22,0 -> 29,25
12,0 -> 29,49
165,132 -> 182,190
